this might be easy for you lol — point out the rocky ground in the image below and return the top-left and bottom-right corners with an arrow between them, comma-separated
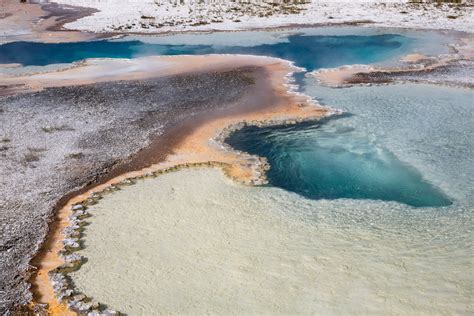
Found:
0,67 -> 258,313
346,60 -> 474,87
52,0 -> 474,34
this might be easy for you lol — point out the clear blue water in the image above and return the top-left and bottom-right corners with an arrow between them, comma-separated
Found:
228,80 -> 474,208
0,33 -> 413,70
227,118 -> 452,207
2,28 -> 469,208
304,82 -> 474,206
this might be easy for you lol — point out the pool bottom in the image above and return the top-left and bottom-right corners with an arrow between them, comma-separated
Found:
69,168 -> 471,315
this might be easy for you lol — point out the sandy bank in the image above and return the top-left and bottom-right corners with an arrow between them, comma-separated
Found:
0,54 -> 296,95
310,39 -> 474,88
0,54 -> 330,313
0,0 -> 101,44
51,0 -> 474,34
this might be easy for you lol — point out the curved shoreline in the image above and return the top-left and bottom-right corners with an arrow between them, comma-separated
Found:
49,0 -> 474,35
309,36 -> 474,88
310,59 -> 474,89
2,13 -> 469,312
2,0 -> 472,46
0,0 -> 103,44
27,55 -> 330,314
18,34 -> 471,314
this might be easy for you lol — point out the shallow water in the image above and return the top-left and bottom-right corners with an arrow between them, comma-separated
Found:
305,82 -> 474,205
228,83 -> 473,207
70,168 -> 472,315
68,82 -> 473,314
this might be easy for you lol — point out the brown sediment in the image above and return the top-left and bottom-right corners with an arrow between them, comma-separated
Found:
310,54 -> 454,87
0,0 -> 103,44
311,36 -> 474,87
311,55 -> 463,87
0,55 -> 287,95
400,53 -> 431,63
311,65 -> 377,86
27,55 -> 329,314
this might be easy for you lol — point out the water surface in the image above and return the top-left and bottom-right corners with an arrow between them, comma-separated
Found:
227,118 -> 451,207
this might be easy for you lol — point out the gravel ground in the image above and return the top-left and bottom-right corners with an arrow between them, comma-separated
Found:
52,0 -> 474,34
347,60 -> 474,88
390,60 -> 474,88
0,68 -> 257,313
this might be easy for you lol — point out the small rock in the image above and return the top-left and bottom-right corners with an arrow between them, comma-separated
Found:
71,204 -> 84,211
72,293 -> 87,302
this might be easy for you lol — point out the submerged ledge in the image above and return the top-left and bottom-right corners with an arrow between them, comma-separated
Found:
26,54 -> 331,314
309,36 -> 474,89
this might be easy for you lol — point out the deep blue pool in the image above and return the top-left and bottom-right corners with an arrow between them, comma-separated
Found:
227,118 -> 452,208
0,33 -> 413,70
